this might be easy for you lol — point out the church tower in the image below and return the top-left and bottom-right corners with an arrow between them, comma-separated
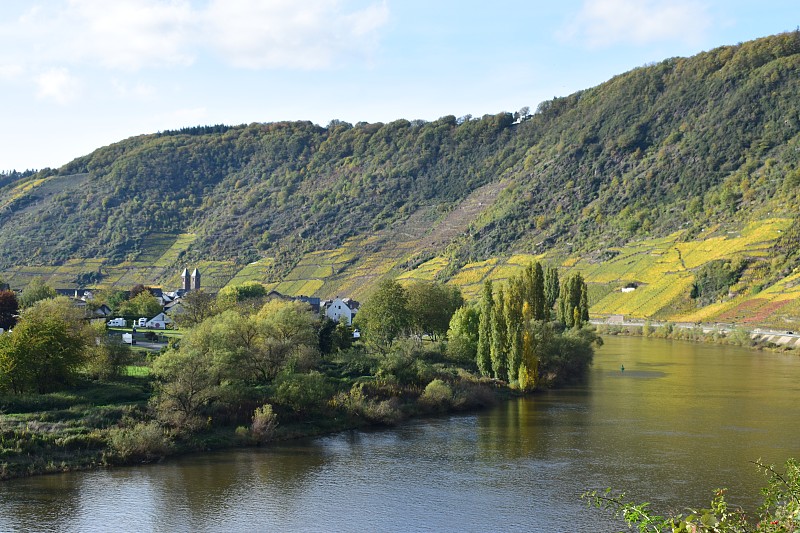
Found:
181,268 -> 190,292
191,268 -> 200,291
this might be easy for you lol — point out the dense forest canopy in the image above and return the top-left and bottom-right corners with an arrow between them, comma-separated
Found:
1,32 -> 800,293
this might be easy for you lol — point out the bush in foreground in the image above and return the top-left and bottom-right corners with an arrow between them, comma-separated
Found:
583,458 -> 800,532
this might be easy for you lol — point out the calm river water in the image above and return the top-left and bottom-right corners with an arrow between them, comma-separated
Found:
1,336 -> 799,532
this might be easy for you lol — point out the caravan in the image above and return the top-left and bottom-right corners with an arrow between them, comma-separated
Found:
107,318 -> 126,327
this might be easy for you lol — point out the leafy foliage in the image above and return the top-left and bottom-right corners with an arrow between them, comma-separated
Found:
583,458 -> 800,532
0,297 -> 90,393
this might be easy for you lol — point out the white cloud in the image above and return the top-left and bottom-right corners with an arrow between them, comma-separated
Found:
111,79 -> 157,100
5,0 -> 195,71
203,0 -> 390,69
0,64 -> 24,81
1,1 -> 389,72
562,0 -> 711,48
66,0 -> 196,69
36,67 -> 81,103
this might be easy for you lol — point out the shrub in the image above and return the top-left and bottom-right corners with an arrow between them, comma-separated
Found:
419,379 -> 453,412
273,372 -> 332,417
250,404 -> 278,444
584,458 -> 800,532
332,385 -> 404,425
106,421 -> 172,463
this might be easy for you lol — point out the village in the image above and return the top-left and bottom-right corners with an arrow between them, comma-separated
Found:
51,267 -> 361,348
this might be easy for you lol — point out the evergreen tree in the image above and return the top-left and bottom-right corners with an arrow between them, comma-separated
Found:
476,281 -> 493,376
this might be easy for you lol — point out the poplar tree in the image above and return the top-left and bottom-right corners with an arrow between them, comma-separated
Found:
476,280 -> 493,376
532,262 -> 546,320
505,276 -> 524,381
544,266 -> 560,320
559,273 -> 589,328
517,302 -> 538,391
490,286 -> 508,381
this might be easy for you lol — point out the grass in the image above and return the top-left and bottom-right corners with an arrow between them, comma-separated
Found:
0,376 -> 152,479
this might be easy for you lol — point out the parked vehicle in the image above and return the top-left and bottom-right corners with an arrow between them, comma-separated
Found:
107,318 -> 126,327
137,318 -> 147,328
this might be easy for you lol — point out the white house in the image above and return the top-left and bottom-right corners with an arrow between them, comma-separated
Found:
324,297 -> 359,325
145,312 -> 173,329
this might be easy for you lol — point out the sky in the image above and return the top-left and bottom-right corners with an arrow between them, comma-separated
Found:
0,0 -> 797,172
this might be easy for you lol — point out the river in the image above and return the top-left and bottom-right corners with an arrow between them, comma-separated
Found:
1,336 -> 799,532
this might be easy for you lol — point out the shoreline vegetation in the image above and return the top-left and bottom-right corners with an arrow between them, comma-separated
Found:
594,320 -> 800,352
0,266 -> 599,481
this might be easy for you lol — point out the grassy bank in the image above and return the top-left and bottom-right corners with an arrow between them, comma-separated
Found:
0,346 -> 511,481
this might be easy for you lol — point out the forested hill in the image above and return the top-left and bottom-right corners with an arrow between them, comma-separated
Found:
3,32 -> 800,324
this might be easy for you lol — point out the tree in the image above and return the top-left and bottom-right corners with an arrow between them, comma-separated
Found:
476,281 -> 493,376
19,277 -> 56,308
0,290 -> 19,330
517,302 -> 538,391
354,279 -> 410,351
505,276 -> 524,380
129,284 -> 148,299
216,281 -> 268,310
93,289 -> 128,314
174,289 -> 217,328
490,286 -> 508,381
559,273 -> 589,328
151,345 -> 222,432
118,291 -> 162,318
446,305 -> 480,363
175,300 -> 321,386
544,266 -> 560,319
522,262 -> 546,320
405,281 -> 464,340
0,297 -> 90,393
85,321 -> 130,380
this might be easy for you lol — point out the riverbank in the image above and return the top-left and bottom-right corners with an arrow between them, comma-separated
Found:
0,365 -> 512,481
593,319 -> 800,352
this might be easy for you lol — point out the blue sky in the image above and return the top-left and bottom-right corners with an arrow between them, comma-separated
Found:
0,0 -> 797,171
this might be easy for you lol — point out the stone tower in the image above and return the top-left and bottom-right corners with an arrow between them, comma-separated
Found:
191,268 -> 200,291
181,268 -> 190,292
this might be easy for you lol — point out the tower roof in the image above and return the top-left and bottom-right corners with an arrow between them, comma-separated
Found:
181,268 -> 189,276
192,268 -> 200,276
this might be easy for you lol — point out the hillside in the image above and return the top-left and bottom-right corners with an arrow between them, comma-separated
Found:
2,32 -> 800,327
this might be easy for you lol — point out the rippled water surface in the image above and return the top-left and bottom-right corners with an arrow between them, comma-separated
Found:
2,336 -> 799,532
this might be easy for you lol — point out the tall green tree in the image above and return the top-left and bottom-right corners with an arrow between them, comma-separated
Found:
490,286 -> 508,381
559,273 -> 589,328
446,305 -> 480,363
354,278 -> 410,351
544,266 -> 560,319
476,281 -> 493,376
505,276 -> 524,381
